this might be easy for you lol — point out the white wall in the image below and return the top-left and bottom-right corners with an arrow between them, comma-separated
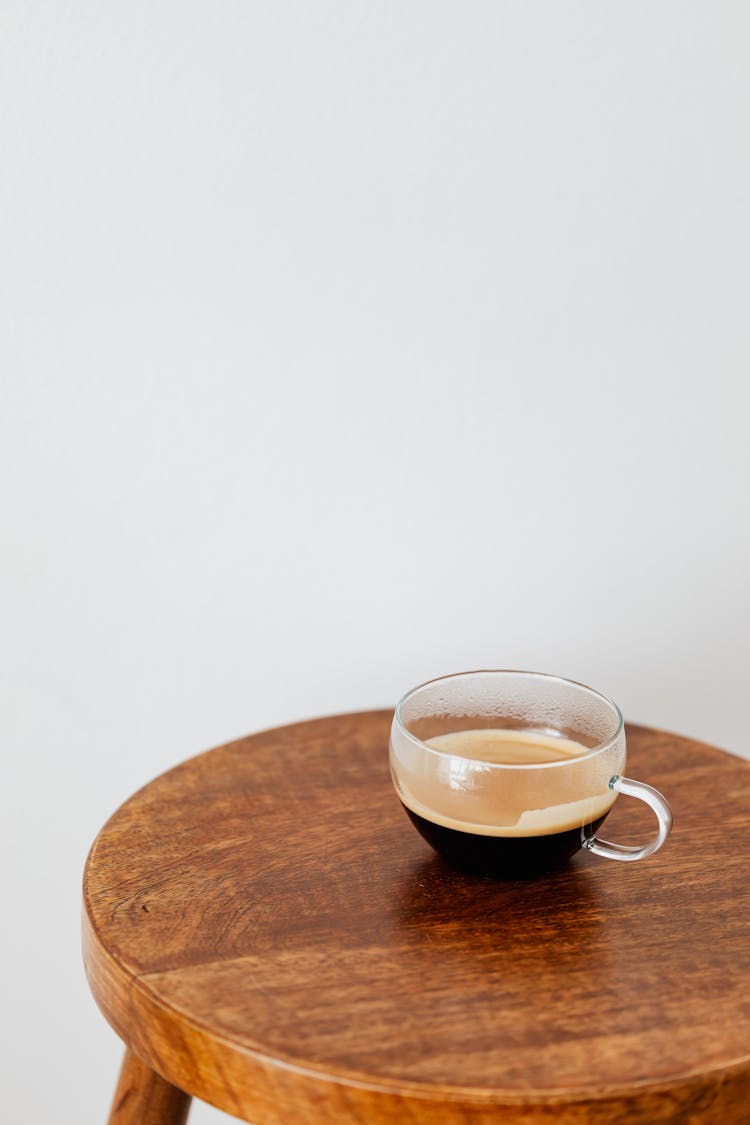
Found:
2,3 -> 748,1122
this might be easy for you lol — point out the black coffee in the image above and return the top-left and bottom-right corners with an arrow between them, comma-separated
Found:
396,729 -> 615,879
402,803 -> 611,878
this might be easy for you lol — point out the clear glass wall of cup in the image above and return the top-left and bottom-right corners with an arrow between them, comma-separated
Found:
389,670 -> 672,878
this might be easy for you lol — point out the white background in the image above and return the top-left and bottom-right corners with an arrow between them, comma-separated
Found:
2,3 -> 749,1122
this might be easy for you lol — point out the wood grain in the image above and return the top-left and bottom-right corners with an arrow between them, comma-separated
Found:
83,712 -> 750,1123
108,1048 -> 191,1125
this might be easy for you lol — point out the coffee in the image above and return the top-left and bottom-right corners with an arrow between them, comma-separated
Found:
397,729 -> 616,878
391,672 -> 671,876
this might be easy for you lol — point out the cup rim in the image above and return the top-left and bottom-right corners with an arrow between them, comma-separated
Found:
393,669 -> 625,770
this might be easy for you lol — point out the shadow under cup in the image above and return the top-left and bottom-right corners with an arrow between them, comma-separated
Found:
389,671 -> 627,879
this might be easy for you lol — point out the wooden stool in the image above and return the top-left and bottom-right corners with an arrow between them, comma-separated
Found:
83,712 -> 750,1123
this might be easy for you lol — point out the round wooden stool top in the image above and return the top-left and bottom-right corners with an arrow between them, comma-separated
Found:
83,712 -> 750,1124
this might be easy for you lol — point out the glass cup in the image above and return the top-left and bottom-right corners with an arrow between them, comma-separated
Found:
389,670 -> 672,878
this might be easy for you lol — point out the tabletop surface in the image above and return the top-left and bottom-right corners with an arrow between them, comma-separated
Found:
83,712 -> 750,1124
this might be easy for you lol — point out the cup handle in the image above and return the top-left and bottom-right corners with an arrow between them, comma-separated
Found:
581,775 -> 673,862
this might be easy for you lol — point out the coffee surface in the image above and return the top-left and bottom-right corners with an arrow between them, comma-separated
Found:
428,728 -> 592,764
397,727 -> 615,838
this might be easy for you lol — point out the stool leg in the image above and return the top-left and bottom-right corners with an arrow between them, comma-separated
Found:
108,1048 -> 192,1125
